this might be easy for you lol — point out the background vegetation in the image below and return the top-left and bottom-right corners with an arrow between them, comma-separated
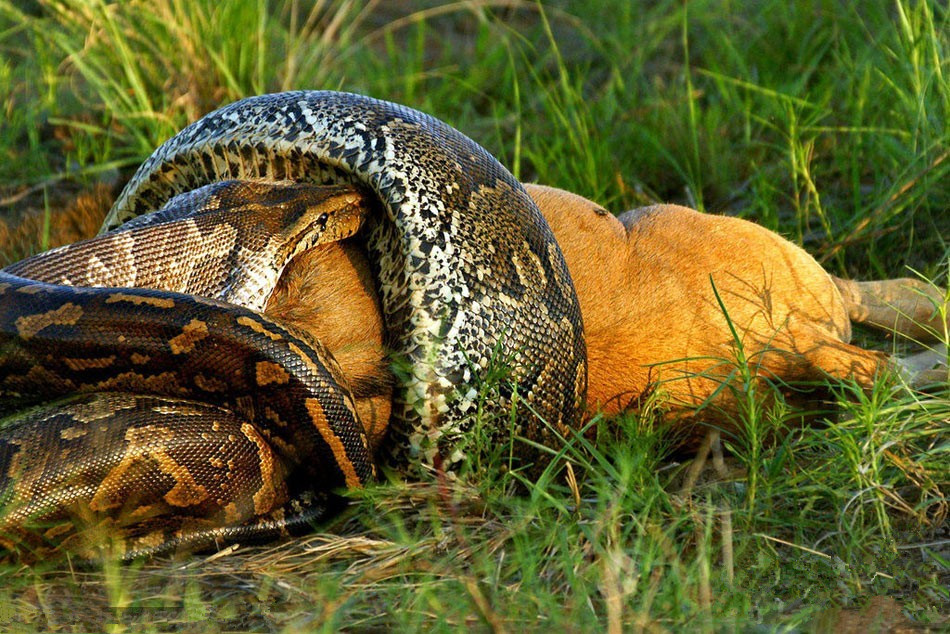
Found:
0,0 -> 947,630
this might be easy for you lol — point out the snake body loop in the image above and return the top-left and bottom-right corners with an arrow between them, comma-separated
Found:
0,272 -> 372,557
8,181 -> 368,313
104,90 -> 588,470
0,91 -> 587,556
0,180 -> 377,556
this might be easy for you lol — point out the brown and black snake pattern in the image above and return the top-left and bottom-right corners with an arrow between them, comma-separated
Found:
7,180 -> 370,314
0,91 -> 587,558
103,91 -> 588,468
0,181 -> 374,558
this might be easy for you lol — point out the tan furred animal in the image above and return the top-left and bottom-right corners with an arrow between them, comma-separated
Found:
4,184 -> 946,449
262,183 -> 947,448
529,186 -> 946,434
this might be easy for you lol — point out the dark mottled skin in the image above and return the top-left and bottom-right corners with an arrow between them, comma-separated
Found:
106,91 -> 587,471
0,92 -> 587,558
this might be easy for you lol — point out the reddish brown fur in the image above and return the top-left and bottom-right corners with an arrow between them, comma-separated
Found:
0,184 -> 114,262
526,185 -> 893,441
264,241 -> 392,455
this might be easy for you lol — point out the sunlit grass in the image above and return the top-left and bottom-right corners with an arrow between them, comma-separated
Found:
0,0 -> 947,630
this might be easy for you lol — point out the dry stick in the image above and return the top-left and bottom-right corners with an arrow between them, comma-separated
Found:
677,429 -> 719,625
565,461 -> 581,514
601,553 -> 623,634
682,430 -> 735,598
432,458 -> 508,632
710,433 -> 735,586
463,577 -> 509,634
679,428 -> 717,498
0,177 -> 63,207
753,533 -> 831,560
896,539 -> 950,550
695,508 -> 713,629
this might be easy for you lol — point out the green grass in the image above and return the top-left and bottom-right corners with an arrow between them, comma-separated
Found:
0,0 -> 948,630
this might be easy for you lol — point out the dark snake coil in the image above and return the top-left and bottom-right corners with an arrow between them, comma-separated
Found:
0,91 -> 587,557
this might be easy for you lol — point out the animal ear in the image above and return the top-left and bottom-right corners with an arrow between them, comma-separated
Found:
615,206 -> 659,233
616,203 -> 705,236
523,183 -> 581,219
525,185 -> 628,256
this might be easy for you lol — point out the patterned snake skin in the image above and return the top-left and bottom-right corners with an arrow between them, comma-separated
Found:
0,91 -> 587,558
0,181 -> 375,557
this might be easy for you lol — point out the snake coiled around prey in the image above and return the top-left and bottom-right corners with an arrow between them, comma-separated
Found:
0,91 -> 587,558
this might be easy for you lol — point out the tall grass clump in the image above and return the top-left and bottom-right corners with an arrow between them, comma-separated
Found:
0,0 -> 383,177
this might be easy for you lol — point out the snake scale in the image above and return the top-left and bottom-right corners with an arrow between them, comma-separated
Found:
0,91 -> 587,558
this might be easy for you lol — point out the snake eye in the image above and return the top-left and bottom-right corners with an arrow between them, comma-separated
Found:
318,213 -> 329,226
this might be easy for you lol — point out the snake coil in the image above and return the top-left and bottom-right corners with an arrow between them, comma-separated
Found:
0,91 -> 587,557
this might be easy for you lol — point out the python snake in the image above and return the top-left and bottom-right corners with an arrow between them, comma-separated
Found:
0,91 -> 587,558
0,180 -> 376,557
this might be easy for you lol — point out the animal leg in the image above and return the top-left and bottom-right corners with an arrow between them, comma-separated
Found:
892,344 -> 949,388
797,331 -> 893,389
832,277 -> 949,386
832,277 -> 948,342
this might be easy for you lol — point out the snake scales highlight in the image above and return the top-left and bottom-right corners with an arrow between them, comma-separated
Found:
0,91 -> 587,558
